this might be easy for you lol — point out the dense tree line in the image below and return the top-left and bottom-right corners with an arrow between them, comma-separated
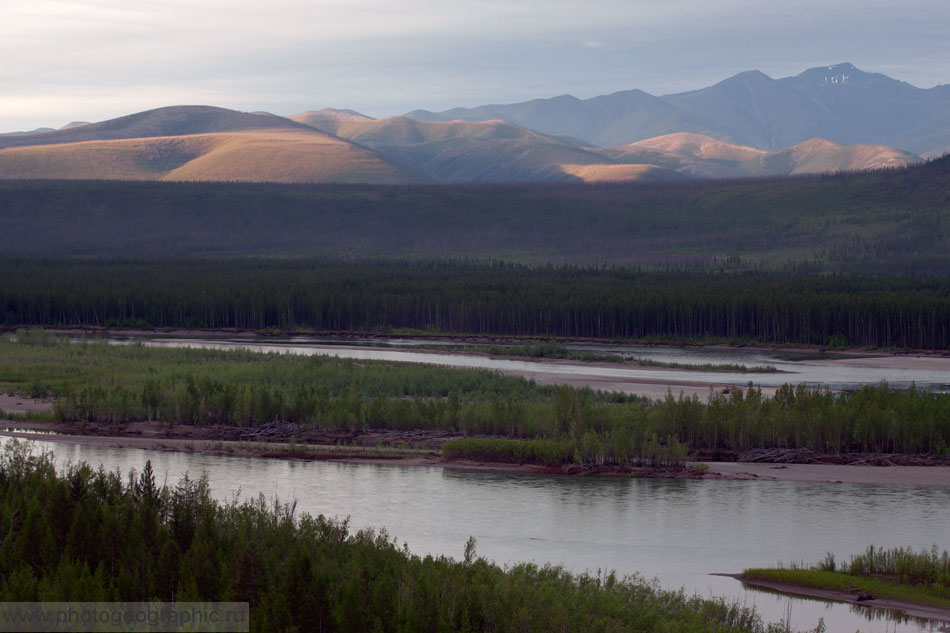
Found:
3,259 -> 950,348
0,442 -> 791,632
5,337 -> 949,458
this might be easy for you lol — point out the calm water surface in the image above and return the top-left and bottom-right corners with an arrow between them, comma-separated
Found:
11,437 -> 949,633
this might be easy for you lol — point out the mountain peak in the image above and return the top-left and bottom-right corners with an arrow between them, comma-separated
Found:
796,62 -> 867,87
719,69 -> 774,85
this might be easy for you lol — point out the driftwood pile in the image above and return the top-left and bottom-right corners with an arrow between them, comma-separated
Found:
738,448 -> 822,463
240,421 -> 304,440
737,447 -> 946,466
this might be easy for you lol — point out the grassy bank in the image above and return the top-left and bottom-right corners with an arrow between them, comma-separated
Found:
0,440 -> 796,633
743,546 -> 950,609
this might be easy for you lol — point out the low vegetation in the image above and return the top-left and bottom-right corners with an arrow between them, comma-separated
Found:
3,333 -> 949,466
0,441 -> 803,632
742,546 -> 950,609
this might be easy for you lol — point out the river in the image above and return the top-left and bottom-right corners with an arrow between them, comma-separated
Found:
7,436 -> 949,633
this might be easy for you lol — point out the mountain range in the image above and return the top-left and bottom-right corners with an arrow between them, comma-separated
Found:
0,63 -> 942,184
407,63 -> 950,156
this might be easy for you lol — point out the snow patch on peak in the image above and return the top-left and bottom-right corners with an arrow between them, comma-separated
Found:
820,73 -> 850,86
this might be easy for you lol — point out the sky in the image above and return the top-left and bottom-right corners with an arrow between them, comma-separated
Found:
2,0 -> 949,132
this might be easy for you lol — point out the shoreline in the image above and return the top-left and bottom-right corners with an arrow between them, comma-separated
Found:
716,574 -> 950,624
3,422 -> 949,486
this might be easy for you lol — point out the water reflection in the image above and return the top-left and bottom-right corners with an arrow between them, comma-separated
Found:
741,583 -> 948,632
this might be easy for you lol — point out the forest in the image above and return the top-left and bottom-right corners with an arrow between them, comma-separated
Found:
3,259 -> 950,349
4,335 -> 948,462
0,153 -> 947,271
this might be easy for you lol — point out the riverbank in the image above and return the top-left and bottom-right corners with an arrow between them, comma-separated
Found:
718,574 -> 950,624
3,421 -> 949,485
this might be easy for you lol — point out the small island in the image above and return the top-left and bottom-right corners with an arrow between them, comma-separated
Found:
729,546 -> 950,623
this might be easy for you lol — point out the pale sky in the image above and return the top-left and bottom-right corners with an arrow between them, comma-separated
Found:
2,0 -> 949,132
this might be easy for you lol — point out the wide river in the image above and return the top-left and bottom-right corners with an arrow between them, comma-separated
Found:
31,335 -> 950,630
8,436 -> 948,633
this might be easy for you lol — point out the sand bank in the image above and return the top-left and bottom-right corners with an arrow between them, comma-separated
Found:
718,574 -> 950,624
703,461 -> 950,486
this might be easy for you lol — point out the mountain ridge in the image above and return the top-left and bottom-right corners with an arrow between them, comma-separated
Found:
404,63 -> 950,154
0,100 -> 925,184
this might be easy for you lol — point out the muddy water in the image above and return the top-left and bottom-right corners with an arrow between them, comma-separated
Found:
8,436 -> 948,632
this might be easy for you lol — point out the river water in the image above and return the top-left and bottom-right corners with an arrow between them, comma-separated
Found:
8,436 -> 949,633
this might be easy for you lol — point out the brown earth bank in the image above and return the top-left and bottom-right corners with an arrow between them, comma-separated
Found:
2,421 -> 949,485
0,393 -> 54,413
715,574 -> 950,624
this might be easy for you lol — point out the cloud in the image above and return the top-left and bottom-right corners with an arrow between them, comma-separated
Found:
1,0 -> 948,129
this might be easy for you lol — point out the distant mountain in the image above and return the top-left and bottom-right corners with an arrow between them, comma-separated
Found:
293,113 -> 680,182
604,133 -> 920,178
0,127 -> 55,137
0,107 -> 420,184
292,109 -> 375,127
923,147 -> 950,160
406,63 -> 950,154
299,112 -> 918,182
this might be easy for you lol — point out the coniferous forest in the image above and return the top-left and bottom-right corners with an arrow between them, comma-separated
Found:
3,259 -> 950,349
0,155 -> 948,271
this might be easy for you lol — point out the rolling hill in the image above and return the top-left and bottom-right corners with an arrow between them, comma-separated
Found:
292,112 -> 914,182
292,112 -> 676,182
0,107 -> 421,184
0,106 -> 310,149
604,133 -> 921,178
406,63 -> 950,154
0,102 -> 925,184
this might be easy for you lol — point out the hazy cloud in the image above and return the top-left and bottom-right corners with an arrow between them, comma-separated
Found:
1,0 -> 948,130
